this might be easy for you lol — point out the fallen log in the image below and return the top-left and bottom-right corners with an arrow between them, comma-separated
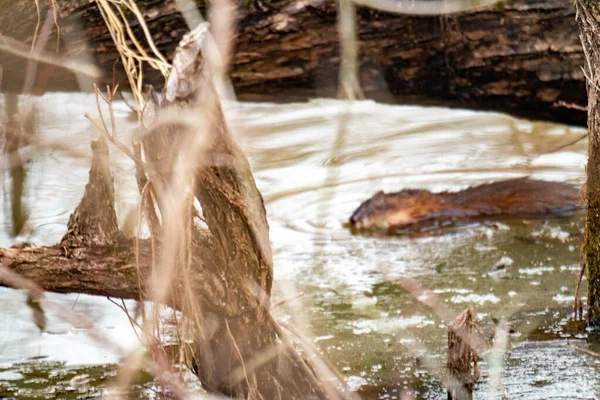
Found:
0,0 -> 587,126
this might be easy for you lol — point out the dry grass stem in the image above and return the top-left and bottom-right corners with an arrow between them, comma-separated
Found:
268,312 -> 336,399
470,323 -> 508,400
30,0 -> 41,54
0,33 -> 101,78
0,263 -> 187,397
84,84 -> 146,168
94,0 -> 171,109
337,0 -> 363,100
279,321 -> 351,393
24,13 -> 52,89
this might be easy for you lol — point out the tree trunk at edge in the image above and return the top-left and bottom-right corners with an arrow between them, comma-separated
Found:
0,0 -> 588,126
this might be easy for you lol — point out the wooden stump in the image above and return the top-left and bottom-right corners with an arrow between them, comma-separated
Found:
447,308 -> 476,400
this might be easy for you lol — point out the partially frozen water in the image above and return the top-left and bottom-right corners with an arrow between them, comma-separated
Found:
0,93 -> 595,398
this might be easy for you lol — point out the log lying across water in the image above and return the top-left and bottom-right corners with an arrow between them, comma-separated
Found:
0,0 -> 587,126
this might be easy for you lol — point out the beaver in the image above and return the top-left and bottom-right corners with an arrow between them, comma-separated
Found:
348,178 -> 582,233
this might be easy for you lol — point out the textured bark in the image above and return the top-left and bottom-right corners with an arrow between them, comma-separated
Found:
0,0 -> 587,126
0,241 -> 150,299
577,1 -> 600,328
0,26 -> 333,400
447,308 -> 475,400
134,28 -> 329,397
61,138 -> 123,247
0,125 -> 329,400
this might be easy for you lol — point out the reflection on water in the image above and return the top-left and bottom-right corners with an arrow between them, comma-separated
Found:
0,93 -> 595,398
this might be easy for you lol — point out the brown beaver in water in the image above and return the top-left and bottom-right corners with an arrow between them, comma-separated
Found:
348,178 -> 582,233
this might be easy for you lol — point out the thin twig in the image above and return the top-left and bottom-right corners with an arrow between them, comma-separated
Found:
30,0 -> 41,54
471,323 -> 508,400
545,134 -> 587,154
279,320 -> 351,392
85,112 -> 145,168
554,100 -> 587,112
106,296 -> 144,344
0,33 -> 100,78
267,312 -> 334,400
272,292 -> 305,308
575,260 -> 587,317
0,263 -> 187,398
85,85 -> 147,169
225,320 -> 251,390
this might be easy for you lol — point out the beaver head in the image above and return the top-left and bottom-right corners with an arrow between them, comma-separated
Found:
349,189 -> 426,231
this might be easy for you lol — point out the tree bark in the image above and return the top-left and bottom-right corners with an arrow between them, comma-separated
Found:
0,24 -> 337,399
0,118 -> 331,400
0,241 -> 150,299
0,0 -> 587,126
577,1 -> 600,328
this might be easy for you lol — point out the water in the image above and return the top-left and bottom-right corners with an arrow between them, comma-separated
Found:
0,93 -> 597,398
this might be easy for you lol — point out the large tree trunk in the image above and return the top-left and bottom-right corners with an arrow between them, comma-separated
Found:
577,1 -> 600,328
0,0 -> 587,126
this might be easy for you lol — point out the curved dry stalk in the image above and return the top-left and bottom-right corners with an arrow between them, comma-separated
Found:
267,312 -> 336,400
574,254 -> 586,318
30,0 -> 41,54
135,181 -> 152,303
114,0 -> 170,67
488,321 -> 510,400
84,84 -> 146,169
337,0 -> 363,100
225,320 -> 252,391
0,263 -> 187,398
48,0 -> 61,51
271,292 -> 305,308
249,281 -> 343,398
0,33 -> 100,78
470,323 -> 508,400
107,297 -> 145,343
94,0 -> 172,109
279,320 -> 351,393
23,12 -> 55,95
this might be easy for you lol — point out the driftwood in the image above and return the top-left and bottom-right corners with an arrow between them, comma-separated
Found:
0,25 -> 337,400
0,0 -> 587,126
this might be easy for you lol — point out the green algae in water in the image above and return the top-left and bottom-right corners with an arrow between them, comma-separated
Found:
274,215 -> 598,398
0,361 -> 154,399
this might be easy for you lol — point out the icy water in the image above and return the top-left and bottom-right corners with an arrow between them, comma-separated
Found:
0,93 -> 597,399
